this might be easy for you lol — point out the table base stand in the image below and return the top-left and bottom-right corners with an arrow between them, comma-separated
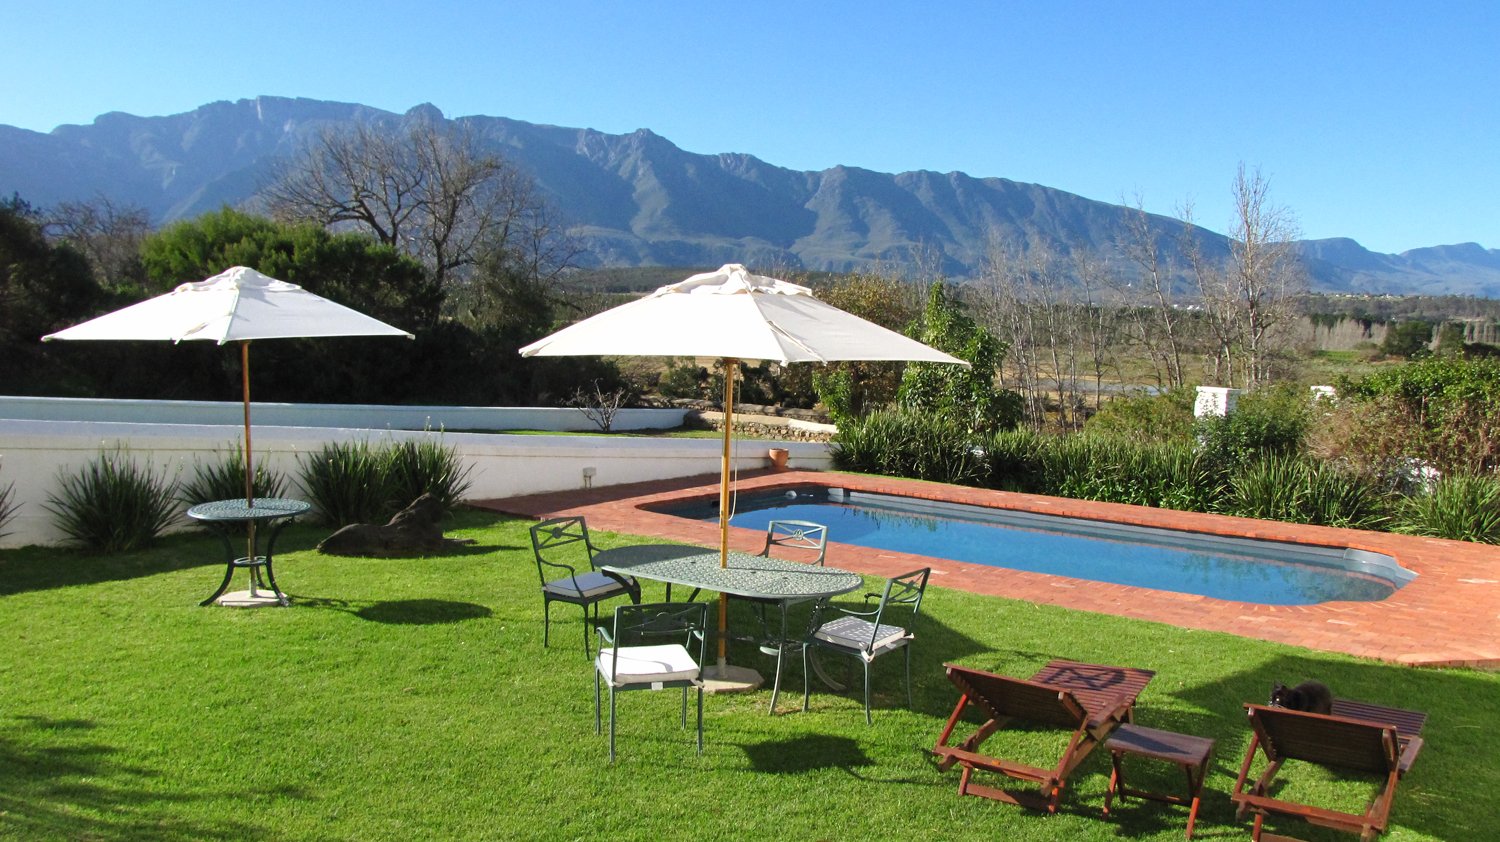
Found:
702,662 -> 764,693
189,498 -> 308,608
202,553 -> 289,608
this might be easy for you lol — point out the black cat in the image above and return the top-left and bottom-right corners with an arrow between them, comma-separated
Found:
1269,680 -> 1334,715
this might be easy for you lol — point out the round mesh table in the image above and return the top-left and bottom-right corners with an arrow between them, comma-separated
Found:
186,498 -> 311,606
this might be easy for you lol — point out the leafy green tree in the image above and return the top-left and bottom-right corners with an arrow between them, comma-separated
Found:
0,195 -> 105,394
1380,320 -> 1433,359
1332,356 -> 1500,475
811,272 -> 923,421
1434,322 -> 1466,357
897,282 -> 1021,431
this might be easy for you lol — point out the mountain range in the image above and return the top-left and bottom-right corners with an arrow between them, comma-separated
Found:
3,96 -> 1498,296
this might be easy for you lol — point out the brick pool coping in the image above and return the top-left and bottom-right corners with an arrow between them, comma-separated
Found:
472,470 -> 1500,670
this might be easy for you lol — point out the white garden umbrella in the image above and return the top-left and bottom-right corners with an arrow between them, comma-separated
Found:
43,266 -> 414,505
520,263 -> 966,684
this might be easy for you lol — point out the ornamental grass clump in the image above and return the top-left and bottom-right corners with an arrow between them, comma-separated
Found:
0,460 -> 18,540
382,437 -> 474,515
45,448 -> 180,552
1223,455 -> 1389,530
1395,474 -> 1500,543
178,446 -> 288,505
299,440 -> 389,527
832,410 -> 985,486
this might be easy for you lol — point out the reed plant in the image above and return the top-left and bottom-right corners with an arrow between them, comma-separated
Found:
382,437 -> 474,514
44,448 -> 180,552
298,440 -> 390,527
1224,455 -> 1389,529
833,410 -> 986,486
0,461 -> 18,540
178,446 -> 288,505
1395,473 -> 1500,543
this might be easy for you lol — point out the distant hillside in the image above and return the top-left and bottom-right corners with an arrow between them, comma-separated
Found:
3,96 -> 1499,295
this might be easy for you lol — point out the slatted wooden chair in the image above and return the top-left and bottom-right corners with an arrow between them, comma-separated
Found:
932,660 -> 1155,813
1231,701 -> 1427,842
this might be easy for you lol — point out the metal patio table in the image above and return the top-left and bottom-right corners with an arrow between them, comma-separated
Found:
186,497 -> 311,606
593,544 -> 864,711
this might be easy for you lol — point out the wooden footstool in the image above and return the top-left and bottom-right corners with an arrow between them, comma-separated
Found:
1102,723 -> 1215,839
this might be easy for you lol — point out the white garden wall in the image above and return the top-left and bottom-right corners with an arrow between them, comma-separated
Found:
0,395 -> 687,433
0,416 -> 833,549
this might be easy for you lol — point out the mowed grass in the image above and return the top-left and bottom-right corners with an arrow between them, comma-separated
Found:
2,509 -> 1496,841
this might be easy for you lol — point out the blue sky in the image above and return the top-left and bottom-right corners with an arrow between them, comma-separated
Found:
3,0 -> 1496,254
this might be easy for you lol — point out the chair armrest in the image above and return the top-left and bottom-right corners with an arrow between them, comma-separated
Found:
596,626 -> 615,646
539,558 -> 580,578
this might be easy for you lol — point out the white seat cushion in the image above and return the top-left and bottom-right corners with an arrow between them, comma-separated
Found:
813,615 -> 908,652
544,570 -> 629,600
596,644 -> 700,686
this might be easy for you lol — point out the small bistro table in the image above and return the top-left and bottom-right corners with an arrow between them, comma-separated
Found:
1102,723 -> 1216,839
593,544 -> 864,709
186,497 -> 311,607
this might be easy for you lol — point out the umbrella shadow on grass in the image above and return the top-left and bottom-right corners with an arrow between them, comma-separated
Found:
742,734 -> 874,775
294,595 -> 492,625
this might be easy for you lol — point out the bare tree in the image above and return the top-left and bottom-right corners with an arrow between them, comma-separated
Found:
1227,165 -> 1306,386
1180,200 -> 1239,385
974,237 -> 1104,430
1115,195 -> 1186,390
1178,168 -> 1306,388
45,193 -> 151,288
262,119 -> 573,307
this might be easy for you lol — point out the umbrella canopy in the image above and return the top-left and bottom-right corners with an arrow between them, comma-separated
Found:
42,266 -> 414,345
521,263 -> 967,683
43,266 -> 414,504
520,263 -> 963,365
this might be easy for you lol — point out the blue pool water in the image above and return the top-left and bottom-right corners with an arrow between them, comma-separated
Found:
651,486 -> 1413,606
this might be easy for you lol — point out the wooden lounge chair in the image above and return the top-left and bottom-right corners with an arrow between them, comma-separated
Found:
932,660 -> 1156,812
1231,701 -> 1427,842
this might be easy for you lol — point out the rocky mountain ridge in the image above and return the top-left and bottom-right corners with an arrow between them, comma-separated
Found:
3,96 -> 1497,295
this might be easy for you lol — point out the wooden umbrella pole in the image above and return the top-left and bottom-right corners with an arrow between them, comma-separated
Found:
716,358 -> 737,667
242,341 -> 256,585
242,341 -> 254,507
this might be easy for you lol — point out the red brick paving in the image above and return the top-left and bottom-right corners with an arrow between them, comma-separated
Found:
473,470 -> 1500,669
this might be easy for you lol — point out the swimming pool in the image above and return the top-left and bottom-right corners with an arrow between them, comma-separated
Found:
650,486 -> 1414,605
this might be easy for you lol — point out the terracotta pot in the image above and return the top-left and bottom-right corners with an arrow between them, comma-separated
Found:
767,447 -> 790,472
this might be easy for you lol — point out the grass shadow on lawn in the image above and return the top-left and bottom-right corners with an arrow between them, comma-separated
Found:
0,715 -> 287,841
0,529 -> 227,598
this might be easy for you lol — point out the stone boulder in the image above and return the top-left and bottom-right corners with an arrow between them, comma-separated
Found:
317,493 -> 474,557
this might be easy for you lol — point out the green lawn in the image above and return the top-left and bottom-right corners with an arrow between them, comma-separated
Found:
2,510 -> 1495,841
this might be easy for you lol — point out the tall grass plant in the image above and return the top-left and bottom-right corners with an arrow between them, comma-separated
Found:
1395,474 -> 1500,543
44,448 -> 180,552
178,446 -> 289,505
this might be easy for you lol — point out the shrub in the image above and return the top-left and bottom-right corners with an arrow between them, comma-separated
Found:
1395,474 -> 1500,543
1197,384 -> 1310,473
45,449 -> 180,552
298,440 -> 390,527
1222,456 -> 1389,530
1335,356 -> 1500,475
1024,436 -> 1220,511
1083,388 -> 1196,444
981,428 -> 1044,492
832,410 -> 986,486
0,461 -> 18,540
383,438 -> 474,515
657,359 -> 708,399
179,447 -> 288,505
